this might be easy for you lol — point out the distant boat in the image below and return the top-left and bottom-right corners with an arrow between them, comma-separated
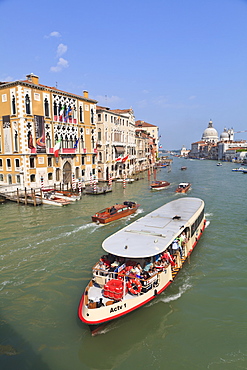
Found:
84,186 -> 112,195
175,183 -> 191,193
180,166 -> 187,170
92,201 -> 140,224
116,178 -> 134,183
217,163 -> 222,166
232,168 -> 244,172
150,180 -> 170,191
154,163 -> 168,168
242,169 -> 247,174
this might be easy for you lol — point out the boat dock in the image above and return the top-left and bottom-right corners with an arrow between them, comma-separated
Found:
0,188 -> 42,206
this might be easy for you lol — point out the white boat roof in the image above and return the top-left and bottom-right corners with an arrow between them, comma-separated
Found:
179,182 -> 189,186
102,197 -> 204,258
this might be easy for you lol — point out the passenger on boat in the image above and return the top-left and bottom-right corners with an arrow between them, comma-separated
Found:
171,239 -> 182,258
155,260 -> 165,271
97,298 -> 105,308
110,206 -> 117,215
179,232 -> 187,253
161,250 -> 174,265
143,258 -> 153,272
133,263 -> 142,278
100,255 -> 111,268
98,261 -> 109,276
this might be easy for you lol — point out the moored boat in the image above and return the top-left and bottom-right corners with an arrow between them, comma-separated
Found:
175,182 -> 191,193
116,178 -> 134,183
42,189 -> 81,201
92,201 -> 140,224
83,185 -> 112,195
42,196 -> 72,206
78,197 -> 206,332
150,180 -> 170,190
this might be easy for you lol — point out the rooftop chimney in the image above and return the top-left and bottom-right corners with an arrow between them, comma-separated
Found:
83,90 -> 88,99
26,73 -> 39,85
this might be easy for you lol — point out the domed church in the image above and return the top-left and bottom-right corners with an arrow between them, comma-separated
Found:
201,119 -> 219,143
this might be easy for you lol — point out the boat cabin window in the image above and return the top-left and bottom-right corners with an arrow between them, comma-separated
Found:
191,208 -> 204,237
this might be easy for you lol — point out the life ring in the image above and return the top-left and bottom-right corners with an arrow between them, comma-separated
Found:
127,279 -> 142,295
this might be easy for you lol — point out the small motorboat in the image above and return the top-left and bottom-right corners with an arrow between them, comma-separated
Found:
43,189 -> 81,201
180,166 -> 187,170
232,167 -> 244,172
41,194 -> 72,206
150,181 -> 170,190
217,163 -> 222,166
175,182 -> 191,193
92,201 -> 140,224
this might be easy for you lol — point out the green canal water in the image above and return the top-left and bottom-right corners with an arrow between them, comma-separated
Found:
0,158 -> 247,370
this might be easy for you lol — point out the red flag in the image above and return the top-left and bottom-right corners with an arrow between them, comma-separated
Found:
122,155 -> 129,163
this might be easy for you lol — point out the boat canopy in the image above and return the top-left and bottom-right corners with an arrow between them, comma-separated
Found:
102,197 -> 204,258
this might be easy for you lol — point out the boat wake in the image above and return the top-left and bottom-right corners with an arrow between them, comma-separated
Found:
146,278 -> 193,307
205,212 -> 213,218
160,281 -> 192,303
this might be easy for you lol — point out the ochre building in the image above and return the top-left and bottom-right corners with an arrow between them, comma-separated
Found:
0,73 -> 97,189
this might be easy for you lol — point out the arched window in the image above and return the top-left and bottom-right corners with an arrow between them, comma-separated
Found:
15,158 -> 20,168
30,174 -> 35,182
53,101 -> 58,117
91,108 -> 94,124
56,168 -> 60,181
69,135 -> 73,148
65,135 -> 69,148
14,132 -> 18,152
12,96 -> 16,115
46,133 -> 51,149
25,94 -> 31,114
44,98 -> 49,117
98,129 -> 101,141
79,106 -> 83,122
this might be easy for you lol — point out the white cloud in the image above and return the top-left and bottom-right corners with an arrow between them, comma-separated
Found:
188,95 -> 196,100
50,31 -> 61,37
57,43 -> 67,57
50,58 -> 69,72
44,31 -> 61,38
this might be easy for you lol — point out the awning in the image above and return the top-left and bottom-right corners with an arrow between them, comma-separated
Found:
114,146 -> 125,154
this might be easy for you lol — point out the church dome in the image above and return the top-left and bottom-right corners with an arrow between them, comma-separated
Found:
220,128 -> 229,140
202,120 -> 219,142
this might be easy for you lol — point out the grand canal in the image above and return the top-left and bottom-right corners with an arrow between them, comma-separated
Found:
1,157 -> 247,370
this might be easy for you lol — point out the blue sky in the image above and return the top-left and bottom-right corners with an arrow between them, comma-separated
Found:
1,0 -> 247,149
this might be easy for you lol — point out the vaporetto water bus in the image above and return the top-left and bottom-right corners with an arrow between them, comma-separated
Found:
78,197 -> 207,332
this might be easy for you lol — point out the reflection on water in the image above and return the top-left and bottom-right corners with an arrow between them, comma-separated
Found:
1,158 -> 247,369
